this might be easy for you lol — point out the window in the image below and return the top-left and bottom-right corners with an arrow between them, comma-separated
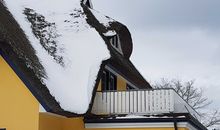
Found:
109,35 -> 122,53
110,35 -> 118,48
101,69 -> 117,91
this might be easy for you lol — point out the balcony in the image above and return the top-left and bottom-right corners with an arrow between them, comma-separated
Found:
91,88 -> 199,119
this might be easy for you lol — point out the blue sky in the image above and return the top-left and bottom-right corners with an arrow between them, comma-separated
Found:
93,0 -> 220,109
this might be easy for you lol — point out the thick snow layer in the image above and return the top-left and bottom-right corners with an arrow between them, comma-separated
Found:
4,0 -> 110,114
116,115 -> 148,119
103,30 -> 117,37
116,114 -> 186,119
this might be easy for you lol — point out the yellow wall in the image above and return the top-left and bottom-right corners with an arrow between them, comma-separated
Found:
39,113 -> 85,130
117,75 -> 126,91
62,117 -> 85,130
0,56 -> 39,130
97,80 -> 101,91
39,113 -> 63,130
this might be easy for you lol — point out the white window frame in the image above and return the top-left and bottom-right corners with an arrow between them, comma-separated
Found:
110,35 -> 123,54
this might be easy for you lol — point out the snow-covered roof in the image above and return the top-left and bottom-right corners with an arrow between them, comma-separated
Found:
0,0 -> 151,116
3,0 -> 111,114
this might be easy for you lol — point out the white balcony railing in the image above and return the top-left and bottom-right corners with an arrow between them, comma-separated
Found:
91,89 -> 199,119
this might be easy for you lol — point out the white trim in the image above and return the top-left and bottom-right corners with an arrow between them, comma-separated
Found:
105,65 -> 138,89
110,35 -> 123,55
85,122 -> 198,130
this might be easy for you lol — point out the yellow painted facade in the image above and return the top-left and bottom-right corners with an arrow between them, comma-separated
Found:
0,56 -> 39,130
39,113 -> 63,130
97,80 -> 101,91
39,113 -> 85,130
116,75 -> 126,91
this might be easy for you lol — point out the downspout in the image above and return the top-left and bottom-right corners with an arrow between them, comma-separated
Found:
173,116 -> 178,130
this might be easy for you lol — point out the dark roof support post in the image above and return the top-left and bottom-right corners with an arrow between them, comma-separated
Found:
174,116 -> 178,130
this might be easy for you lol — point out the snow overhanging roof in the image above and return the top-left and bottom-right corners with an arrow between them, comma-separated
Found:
1,0 -> 114,115
0,0 -> 151,117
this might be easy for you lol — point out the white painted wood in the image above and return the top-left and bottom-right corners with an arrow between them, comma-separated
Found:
145,91 -> 149,112
154,90 -> 159,112
165,90 -> 169,112
130,91 -> 134,113
117,92 -> 121,113
133,91 -> 137,113
106,92 -> 111,114
141,91 -> 145,112
169,90 -> 175,112
103,92 -> 107,114
137,91 -> 142,112
149,90 -> 153,112
161,90 -> 165,111
121,92 -> 126,113
110,92 -> 114,113
125,91 -> 130,113
91,89 -> 199,119
114,92 -> 117,113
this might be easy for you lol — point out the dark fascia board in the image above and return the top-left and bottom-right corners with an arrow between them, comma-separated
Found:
107,58 -> 152,89
106,63 -> 147,89
107,64 -> 139,89
84,117 -> 187,123
84,114 -> 207,130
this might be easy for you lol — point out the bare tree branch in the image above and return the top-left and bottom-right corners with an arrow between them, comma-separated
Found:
153,78 -> 220,128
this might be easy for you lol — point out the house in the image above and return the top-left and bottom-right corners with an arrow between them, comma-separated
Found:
0,0 -> 207,130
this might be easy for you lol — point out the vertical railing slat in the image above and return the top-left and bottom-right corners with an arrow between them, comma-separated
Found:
169,90 -> 174,112
121,91 -> 126,113
117,92 -> 121,113
129,91 -> 133,113
141,91 -> 145,113
161,90 -> 165,112
133,91 -> 137,113
125,91 -> 129,113
137,91 -> 142,113
145,90 -> 149,112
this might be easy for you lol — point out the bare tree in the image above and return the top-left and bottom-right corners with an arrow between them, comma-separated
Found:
202,109 -> 220,128
153,78 -> 220,128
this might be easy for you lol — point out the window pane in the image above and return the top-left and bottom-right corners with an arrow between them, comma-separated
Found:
101,69 -> 117,91
115,36 -> 118,48
101,71 -> 109,91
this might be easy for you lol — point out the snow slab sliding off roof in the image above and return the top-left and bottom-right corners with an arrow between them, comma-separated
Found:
4,0 -> 111,114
